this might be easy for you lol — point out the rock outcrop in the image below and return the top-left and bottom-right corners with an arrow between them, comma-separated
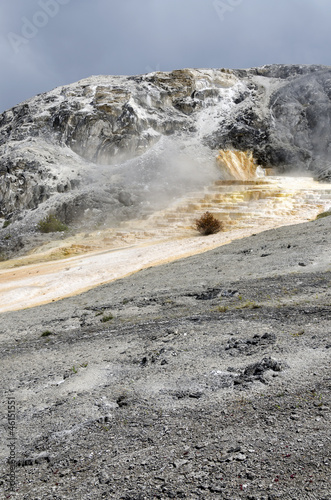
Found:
209,65 -> 331,180
1,64 -> 331,257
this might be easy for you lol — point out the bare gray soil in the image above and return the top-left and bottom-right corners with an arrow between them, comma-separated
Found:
0,216 -> 330,499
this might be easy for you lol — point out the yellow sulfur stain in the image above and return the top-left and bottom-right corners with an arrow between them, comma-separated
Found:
216,150 -> 258,180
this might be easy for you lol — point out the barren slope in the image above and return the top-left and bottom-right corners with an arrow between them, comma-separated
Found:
0,216 -> 330,499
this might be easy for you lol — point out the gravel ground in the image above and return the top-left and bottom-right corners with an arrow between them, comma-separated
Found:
0,216 -> 330,499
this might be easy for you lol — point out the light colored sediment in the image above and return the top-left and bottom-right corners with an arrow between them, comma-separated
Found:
0,213 -> 321,313
1,173 -> 331,312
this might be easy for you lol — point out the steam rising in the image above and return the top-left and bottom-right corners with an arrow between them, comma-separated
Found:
70,135 -> 222,230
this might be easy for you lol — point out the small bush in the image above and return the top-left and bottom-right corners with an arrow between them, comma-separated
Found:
316,210 -> 331,220
195,211 -> 223,235
236,301 -> 260,310
3,220 -> 11,229
101,314 -> 113,323
37,214 -> 68,233
41,330 -> 52,337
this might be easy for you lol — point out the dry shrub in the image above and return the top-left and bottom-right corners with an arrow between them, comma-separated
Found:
195,211 -> 223,235
316,210 -> 331,220
37,214 -> 68,233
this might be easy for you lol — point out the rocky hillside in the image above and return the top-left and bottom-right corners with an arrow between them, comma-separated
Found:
1,64 -> 331,257
0,215 -> 330,498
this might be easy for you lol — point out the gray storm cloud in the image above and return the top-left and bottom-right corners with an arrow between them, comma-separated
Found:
1,0 -> 331,112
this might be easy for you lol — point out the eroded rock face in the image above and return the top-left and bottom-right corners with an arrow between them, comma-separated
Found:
0,69 -> 238,230
1,65 -> 331,255
208,64 -> 331,179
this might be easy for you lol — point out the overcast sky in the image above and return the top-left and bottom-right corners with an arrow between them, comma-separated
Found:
1,0 -> 330,113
